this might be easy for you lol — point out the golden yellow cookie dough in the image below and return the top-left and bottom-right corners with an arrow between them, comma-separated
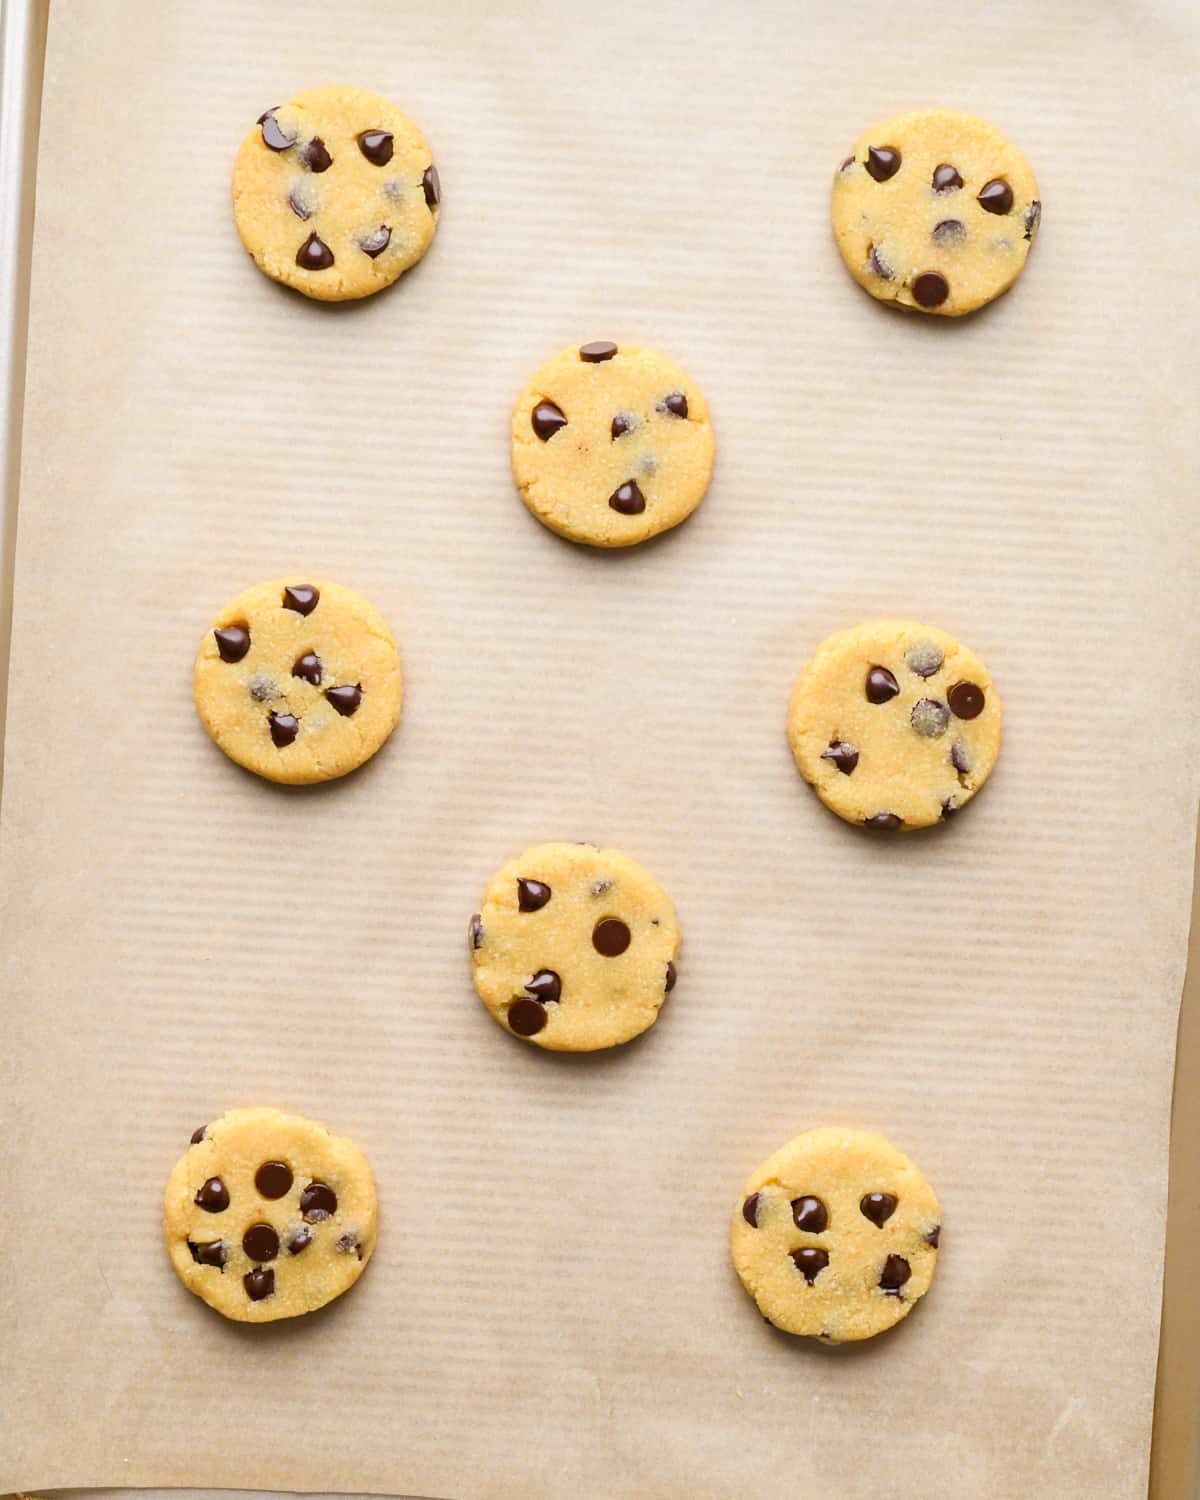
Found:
832,108 -> 1040,316
732,1127 -> 940,1343
470,842 -> 680,1051
194,577 -> 403,785
232,84 -> 440,301
164,1107 -> 377,1323
788,619 -> 1001,830
511,342 -> 716,547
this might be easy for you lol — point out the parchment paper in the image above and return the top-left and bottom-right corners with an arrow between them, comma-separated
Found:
3,2 -> 1198,1497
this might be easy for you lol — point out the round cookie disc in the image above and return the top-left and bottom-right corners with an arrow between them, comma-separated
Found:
194,577 -> 403,785
232,85 -> 441,301
164,1107 -> 377,1323
511,342 -> 716,547
787,619 -> 1001,830
732,1127 -> 940,1343
470,842 -> 680,1050
832,108 -> 1040,316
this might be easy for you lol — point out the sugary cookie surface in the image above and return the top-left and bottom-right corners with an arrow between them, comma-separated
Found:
731,1127 -> 940,1343
163,1107 -> 377,1323
232,85 -> 440,301
193,577 -> 403,785
470,842 -> 680,1050
787,618 -> 1001,830
511,342 -> 716,547
832,109 -> 1040,316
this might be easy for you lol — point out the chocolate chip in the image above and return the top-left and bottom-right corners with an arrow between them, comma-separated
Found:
248,674 -> 277,703
296,232 -> 334,271
300,1181 -> 338,1221
360,225 -> 391,258
287,1228 -> 312,1255
579,341 -> 618,363
242,1223 -> 280,1262
288,187 -> 313,221
214,625 -> 250,663
860,1191 -> 898,1227
665,960 -> 677,993
1024,200 -> 1042,240
950,739 -> 971,775
292,652 -> 322,685
524,969 -> 562,1003
905,642 -> 943,677
926,1225 -> 941,1248
336,1232 -> 362,1258
978,178 -> 1013,215
610,411 -> 635,439
422,164 -> 441,208
865,146 -> 901,182
532,400 -> 568,440
821,740 -> 859,775
868,244 -> 893,280
913,271 -> 949,308
593,917 -> 631,956
195,1177 -> 229,1213
659,391 -> 688,419
791,1195 -> 828,1233
357,129 -> 394,166
517,878 -> 551,912
864,812 -> 903,830
282,584 -> 319,615
188,1239 -> 227,1268
742,1192 -> 762,1227
879,1254 -> 911,1294
469,913 -> 483,950
190,1125 -> 209,1144
932,218 -> 966,245
507,996 -> 547,1036
910,698 -> 950,738
258,109 -> 294,152
255,1160 -> 293,1199
302,137 -> 331,172
948,681 -> 985,720
941,797 -> 959,819
609,480 -> 646,515
865,666 -> 899,703
932,163 -> 963,193
244,1267 -> 275,1301
268,712 -> 299,748
791,1247 -> 830,1283
326,683 -> 363,717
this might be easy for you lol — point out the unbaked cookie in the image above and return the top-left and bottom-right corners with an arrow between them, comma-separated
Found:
164,1107 -> 376,1323
832,109 -> 1040,316
787,619 -> 1001,830
511,342 -> 716,547
470,842 -> 680,1050
232,85 -> 441,301
194,577 -> 403,785
732,1127 -> 940,1343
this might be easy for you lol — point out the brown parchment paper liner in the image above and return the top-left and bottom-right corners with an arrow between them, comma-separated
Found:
2,2 -> 1198,1497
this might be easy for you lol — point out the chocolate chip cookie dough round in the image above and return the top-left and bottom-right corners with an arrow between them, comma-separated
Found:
164,1107 -> 377,1323
787,619 -> 1001,830
193,578 -> 403,784
470,842 -> 680,1050
832,109 -> 1040,316
732,1127 -> 941,1343
511,342 -> 716,547
232,85 -> 441,301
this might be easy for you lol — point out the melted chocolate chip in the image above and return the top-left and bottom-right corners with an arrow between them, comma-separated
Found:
360,225 -> 391,258
242,1223 -> 280,1262
865,145 -> 901,182
469,913 -> 483,950
302,137 -> 332,172
665,960 -> 677,993
913,271 -> 949,308
300,1181 -> 338,1221
879,1254 -> 911,1294
579,340 -> 618,363
288,187 -> 313,221
244,1267 -> 275,1301
524,969 -> 562,1003
927,1225 -> 941,1248
248,674 -> 277,703
905,642 -> 943,677
864,812 -> 903,830
258,110 -> 294,152
287,1228 -> 312,1255
336,1232 -> 362,1258
190,1125 -> 209,1144
610,411 -> 635,439
609,480 -> 646,515
868,244 -> 893,280
948,681 -> 985,720
255,1160 -> 293,1199
860,1191 -> 898,1227
821,740 -> 859,775
195,1177 -> 229,1213
791,1195 -> 828,1233
791,1247 -> 830,1283
188,1239 -> 227,1268
532,400 -> 568,440
292,652 -> 322,685
932,163 -> 963,193
508,996 -> 547,1036
422,164 -> 441,208
941,797 -> 959,819
865,666 -> 899,704
910,698 -> 950,738
659,391 -> 688,418
978,178 -> 1014,215
593,917 -> 632,956
268,712 -> 300,748
357,129 -> 394,166
326,683 -> 363,717
1025,200 -> 1042,240
742,1192 -> 761,1227
296,232 -> 334,271
950,739 -> 971,775
214,625 -> 250,663
282,583 -> 319,615
932,219 -> 966,245
517,878 -> 551,912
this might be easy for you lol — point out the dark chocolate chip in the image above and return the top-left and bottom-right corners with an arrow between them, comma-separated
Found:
292,652 -> 322,685
188,1239 -> 227,1268
860,1191 -> 898,1227
948,681 -> 985,720
910,698 -> 950,738
517,878 -> 551,912
422,164 -> 441,208
868,244 -> 893,280
659,391 -> 688,418
609,480 -> 646,515
300,1181 -> 338,1221
326,683 -> 363,717
268,712 -> 300,748
255,1160 -> 293,1199
977,178 -> 1014,215
524,969 -> 562,1003
927,1225 -> 941,1248
282,584 -> 319,615
296,232 -> 334,271
214,625 -> 250,663
1024,200 -> 1042,240
742,1192 -> 761,1227
258,109 -> 294,152
610,411 -> 635,439
905,641 -> 944,677
532,400 -> 568,441
865,666 -> 899,703
941,797 -> 959,819
913,271 -> 949,308
879,1254 -> 911,1294
195,1177 -> 229,1213
288,187 -> 312,221
665,960 -> 677,993
950,739 -> 971,775
242,1223 -> 280,1262
593,917 -> 632,956
190,1125 -> 209,1144
336,1232 -> 362,1258
508,996 -> 547,1036
932,218 -> 966,245
244,1267 -> 275,1301
864,812 -> 903,830
357,129 -> 394,166
791,1195 -> 828,1233
302,137 -> 332,172
360,225 -> 391,258
469,913 -> 483,950
287,1228 -> 312,1255
865,146 -> 901,182
932,163 -> 963,193
791,1246 -> 830,1283
579,341 -> 618,363
821,740 -> 859,775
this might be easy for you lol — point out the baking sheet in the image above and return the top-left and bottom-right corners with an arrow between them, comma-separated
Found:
3,2 -> 1199,1498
